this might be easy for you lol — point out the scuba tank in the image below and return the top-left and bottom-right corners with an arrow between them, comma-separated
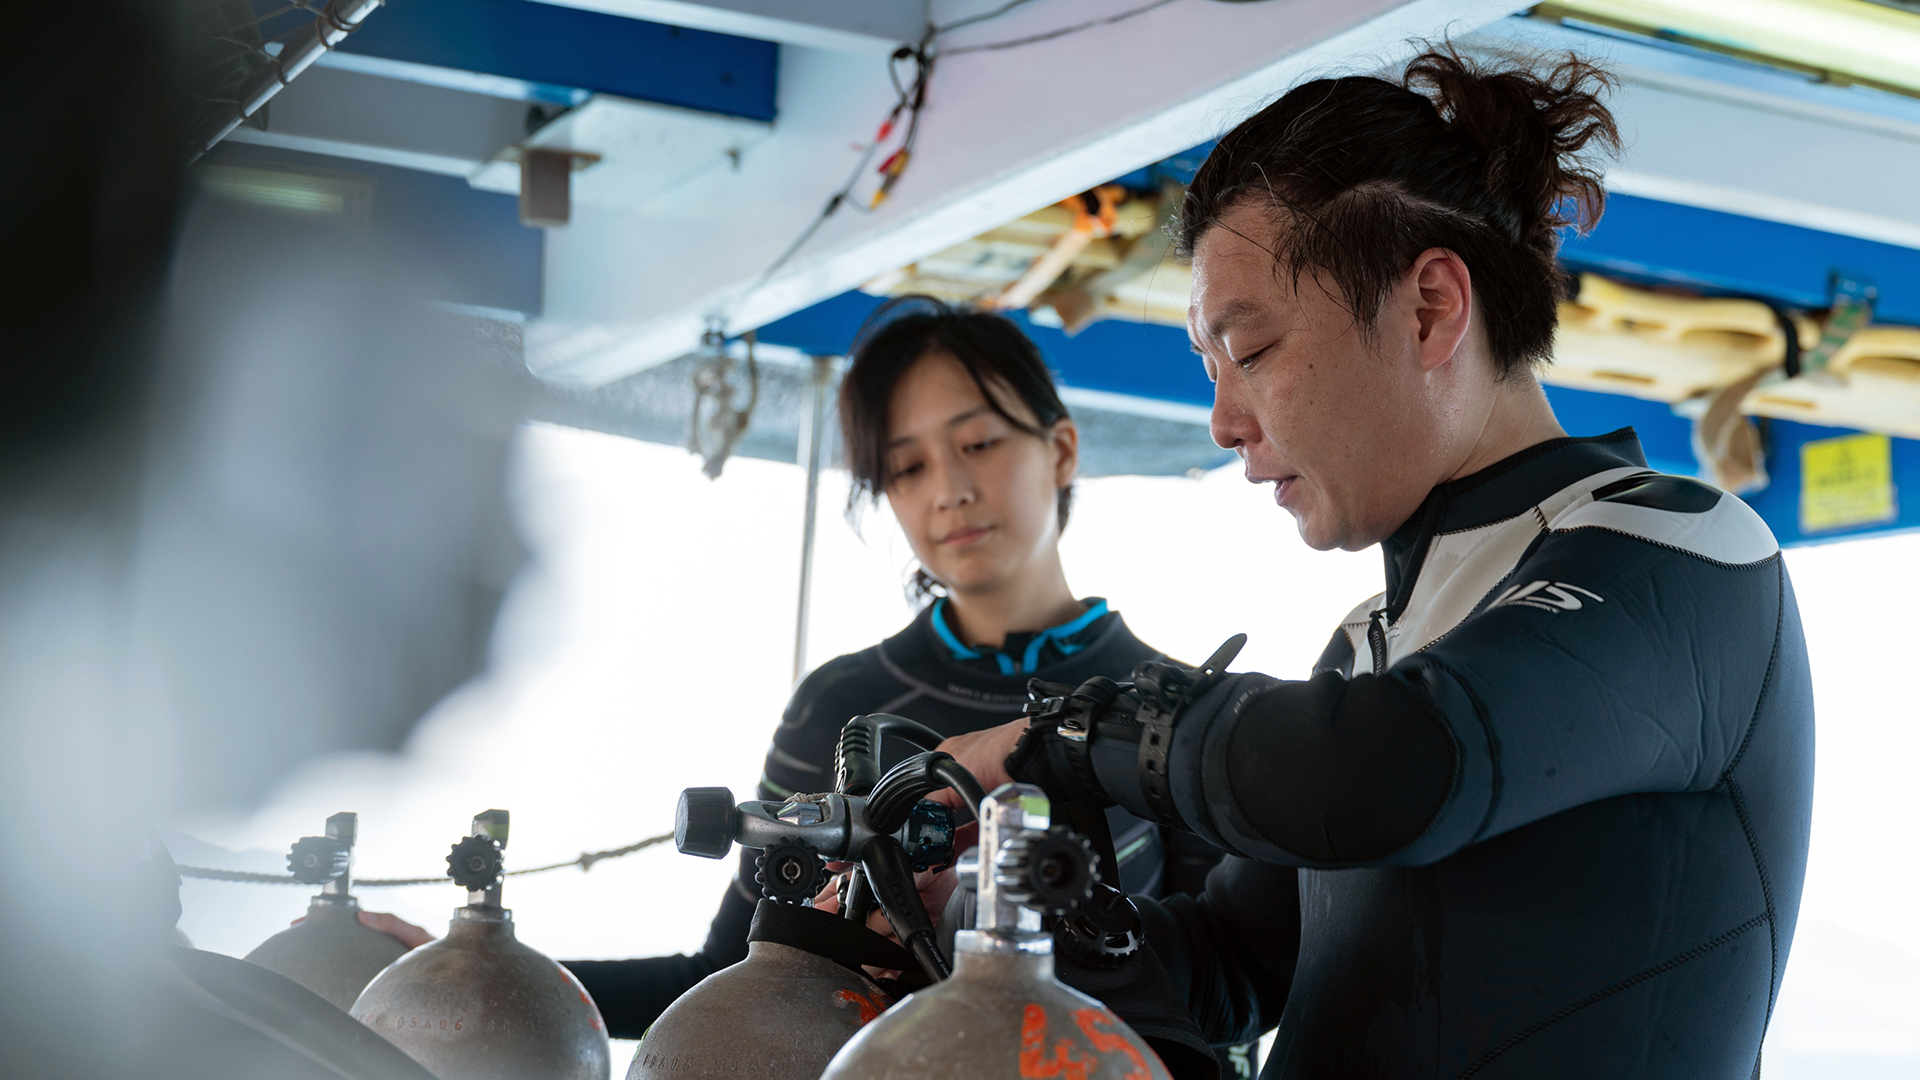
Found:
819,783 -> 1172,1080
629,716 -> 982,1080
243,811 -> 409,1010
350,810 -> 612,1080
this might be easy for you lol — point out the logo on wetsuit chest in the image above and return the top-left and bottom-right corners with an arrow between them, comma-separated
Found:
1490,580 -> 1605,612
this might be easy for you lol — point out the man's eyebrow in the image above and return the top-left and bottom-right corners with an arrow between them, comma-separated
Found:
1200,299 -> 1270,345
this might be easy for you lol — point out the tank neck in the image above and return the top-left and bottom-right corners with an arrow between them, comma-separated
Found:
950,938 -> 1055,981
451,904 -> 515,935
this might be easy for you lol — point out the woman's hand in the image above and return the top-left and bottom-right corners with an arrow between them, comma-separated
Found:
932,717 -> 1031,809
813,867 -> 960,942
354,910 -> 436,949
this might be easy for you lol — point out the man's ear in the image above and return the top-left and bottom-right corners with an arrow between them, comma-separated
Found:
1408,248 -> 1473,374
1050,418 -> 1080,487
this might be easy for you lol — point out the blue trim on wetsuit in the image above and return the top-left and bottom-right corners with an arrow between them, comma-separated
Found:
929,597 -> 1111,675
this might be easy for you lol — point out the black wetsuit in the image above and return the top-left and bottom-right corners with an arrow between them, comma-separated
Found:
565,599 -> 1223,1040
1054,432 -> 1814,1079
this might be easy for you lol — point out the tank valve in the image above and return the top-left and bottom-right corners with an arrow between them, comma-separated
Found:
818,784 -> 1173,1080
243,812 -> 408,1011
350,810 -> 611,1080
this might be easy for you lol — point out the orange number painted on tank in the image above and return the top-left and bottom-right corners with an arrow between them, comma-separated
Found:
1074,1008 -> 1153,1080
1017,1003 -> 1157,1080
832,989 -> 888,1026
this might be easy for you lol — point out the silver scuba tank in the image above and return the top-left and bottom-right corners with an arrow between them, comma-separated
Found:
243,811 -> 409,1010
818,784 -> 1173,1080
350,810 -> 612,1080
630,733 -> 974,1080
628,934 -> 894,1080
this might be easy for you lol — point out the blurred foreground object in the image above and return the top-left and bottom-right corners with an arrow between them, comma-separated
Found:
0,3 -> 521,1074
244,812 -> 408,1009
352,811 -> 612,1080
819,784 -> 1169,1080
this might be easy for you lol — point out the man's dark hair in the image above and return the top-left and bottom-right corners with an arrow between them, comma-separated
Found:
838,297 -> 1072,598
1177,46 -> 1620,377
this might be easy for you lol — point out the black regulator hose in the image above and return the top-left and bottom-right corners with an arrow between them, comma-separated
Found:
866,751 -> 984,834
834,714 -> 946,796
860,835 -> 950,982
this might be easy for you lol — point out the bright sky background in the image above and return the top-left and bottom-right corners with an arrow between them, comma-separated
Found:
176,421 -> 1919,1079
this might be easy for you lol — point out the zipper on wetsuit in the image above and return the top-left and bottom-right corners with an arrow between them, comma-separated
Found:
1368,608 -> 1390,676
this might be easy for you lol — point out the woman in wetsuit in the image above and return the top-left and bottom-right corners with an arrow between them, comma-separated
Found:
562,299 -> 1221,1040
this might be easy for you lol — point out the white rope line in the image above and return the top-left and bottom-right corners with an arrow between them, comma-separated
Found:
177,832 -> 676,887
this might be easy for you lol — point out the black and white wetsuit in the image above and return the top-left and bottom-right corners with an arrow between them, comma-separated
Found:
565,599 -> 1223,1041
1066,431 -> 1814,1079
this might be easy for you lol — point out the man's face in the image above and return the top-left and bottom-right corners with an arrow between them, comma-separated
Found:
1189,203 -> 1449,551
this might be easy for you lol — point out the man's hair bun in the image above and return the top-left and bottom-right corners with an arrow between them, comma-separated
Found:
1404,47 -> 1618,250
1178,45 -> 1621,378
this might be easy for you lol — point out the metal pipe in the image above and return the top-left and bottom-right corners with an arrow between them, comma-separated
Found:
191,0 -> 385,160
793,354 -> 836,684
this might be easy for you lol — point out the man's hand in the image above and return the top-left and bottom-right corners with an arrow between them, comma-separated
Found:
932,717 -> 1031,810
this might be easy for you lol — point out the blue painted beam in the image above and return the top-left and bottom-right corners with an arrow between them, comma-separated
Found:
332,0 -> 779,121
1564,193 -> 1920,326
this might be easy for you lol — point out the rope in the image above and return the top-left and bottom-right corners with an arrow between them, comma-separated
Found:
177,832 -> 676,887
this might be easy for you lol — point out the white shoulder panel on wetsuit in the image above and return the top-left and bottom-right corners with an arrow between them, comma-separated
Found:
1549,484 -> 1780,566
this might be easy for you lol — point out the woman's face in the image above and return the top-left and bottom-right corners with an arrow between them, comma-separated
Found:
882,350 -> 1076,597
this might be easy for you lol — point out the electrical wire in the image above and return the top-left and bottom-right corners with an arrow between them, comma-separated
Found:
940,0 -> 1183,55
930,0 -> 1047,37
731,43 -> 934,314
734,0 -> 1180,327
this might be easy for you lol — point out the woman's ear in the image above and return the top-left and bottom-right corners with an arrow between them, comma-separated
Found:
1050,418 -> 1080,487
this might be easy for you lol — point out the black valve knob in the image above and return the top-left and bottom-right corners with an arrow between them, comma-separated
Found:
998,827 -> 1097,917
446,835 -> 504,891
1052,882 -> 1144,969
287,836 -> 350,884
754,840 -> 827,904
675,787 -> 739,860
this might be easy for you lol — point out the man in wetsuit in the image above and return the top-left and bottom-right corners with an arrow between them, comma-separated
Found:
941,51 -> 1814,1079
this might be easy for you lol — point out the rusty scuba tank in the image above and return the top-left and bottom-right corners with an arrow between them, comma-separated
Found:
629,715 -> 977,1080
819,783 -> 1173,1080
243,811 -> 410,1011
350,810 -> 612,1080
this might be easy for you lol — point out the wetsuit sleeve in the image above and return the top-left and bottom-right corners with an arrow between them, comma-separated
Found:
563,657 -> 864,1038
1091,520 -> 1783,868
1136,857 -> 1299,1046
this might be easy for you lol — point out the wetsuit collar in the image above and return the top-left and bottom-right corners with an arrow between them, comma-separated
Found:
929,596 -> 1112,676
1382,429 -> 1648,618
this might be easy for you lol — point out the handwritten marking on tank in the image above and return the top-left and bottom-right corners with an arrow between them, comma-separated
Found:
1074,1009 -> 1153,1080
386,1016 -> 466,1031
1018,1004 -> 1153,1080
831,989 -> 888,1026
558,964 -> 606,1031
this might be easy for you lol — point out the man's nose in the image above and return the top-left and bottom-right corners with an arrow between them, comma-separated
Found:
1210,374 -> 1257,454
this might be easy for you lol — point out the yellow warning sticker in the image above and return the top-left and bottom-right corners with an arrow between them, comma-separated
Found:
1801,432 -> 1897,533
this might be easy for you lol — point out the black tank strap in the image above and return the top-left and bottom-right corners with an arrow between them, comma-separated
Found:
747,900 -> 919,981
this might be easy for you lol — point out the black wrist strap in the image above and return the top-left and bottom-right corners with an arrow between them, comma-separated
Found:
1129,634 -> 1247,831
1133,694 -> 1182,827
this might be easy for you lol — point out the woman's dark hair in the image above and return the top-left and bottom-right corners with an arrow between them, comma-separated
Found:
838,297 -> 1073,599
1177,46 -> 1620,378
